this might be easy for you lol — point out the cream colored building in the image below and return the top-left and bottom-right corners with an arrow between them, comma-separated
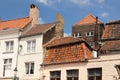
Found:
42,52 -> 120,80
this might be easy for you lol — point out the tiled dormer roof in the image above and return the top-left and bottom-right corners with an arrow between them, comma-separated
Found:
75,14 -> 102,25
43,37 -> 93,65
0,17 -> 32,30
22,23 -> 56,37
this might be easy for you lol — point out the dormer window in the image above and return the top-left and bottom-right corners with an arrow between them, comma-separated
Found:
86,31 -> 94,36
74,33 -> 82,37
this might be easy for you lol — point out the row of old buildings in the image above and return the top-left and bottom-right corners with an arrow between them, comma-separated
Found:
0,4 -> 120,80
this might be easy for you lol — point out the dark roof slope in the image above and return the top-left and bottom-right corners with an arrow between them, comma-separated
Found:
101,39 -> 120,51
22,23 -> 56,37
106,20 -> 120,25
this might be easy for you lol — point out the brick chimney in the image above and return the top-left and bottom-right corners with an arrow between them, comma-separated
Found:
55,13 -> 64,39
30,4 -> 39,26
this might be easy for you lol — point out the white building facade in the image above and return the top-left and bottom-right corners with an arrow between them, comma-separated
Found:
0,28 -> 21,79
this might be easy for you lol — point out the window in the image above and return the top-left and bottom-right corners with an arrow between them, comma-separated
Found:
6,41 -> 14,52
3,58 -> 12,77
86,32 -> 94,36
115,65 -> 120,78
27,40 -> 36,52
67,69 -> 79,80
25,62 -> 34,74
74,33 -> 82,37
50,71 -> 61,80
88,68 -> 102,80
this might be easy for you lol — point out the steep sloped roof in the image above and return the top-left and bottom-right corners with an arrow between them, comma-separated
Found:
43,37 -> 93,65
0,17 -> 32,30
75,14 -> 102,25
102,20 -> 120,39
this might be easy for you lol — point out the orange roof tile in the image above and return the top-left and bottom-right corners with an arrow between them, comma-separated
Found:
46,36 -> 83,48
102,20 -> 120,39
43,37 -> 93,65
75,14 -> 102,25
0,17 -> 32,30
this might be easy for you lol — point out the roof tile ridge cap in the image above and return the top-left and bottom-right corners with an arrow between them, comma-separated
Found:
1,16 -> 30,22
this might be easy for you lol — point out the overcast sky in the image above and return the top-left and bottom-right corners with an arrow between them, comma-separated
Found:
0,0 -> 120,36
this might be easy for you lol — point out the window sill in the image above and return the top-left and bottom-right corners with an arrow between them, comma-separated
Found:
24,74 -> 34,76
3,51 -> 13,54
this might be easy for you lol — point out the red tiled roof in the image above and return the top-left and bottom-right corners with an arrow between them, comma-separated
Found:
46,36 -> 83,47
22,23 -> 56,37
75,14 -> 102,25
102,21 -> 120,39
43,37 -> 93,65
0,17 -> 32,30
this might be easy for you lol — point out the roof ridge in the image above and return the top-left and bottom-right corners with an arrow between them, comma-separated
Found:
1,16 -> 30,22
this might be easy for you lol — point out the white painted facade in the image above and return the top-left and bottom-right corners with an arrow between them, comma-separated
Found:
43,54 -> 120,80
18,35 -> 44,80
0,28 -> 21,78
0,28 -> 44,80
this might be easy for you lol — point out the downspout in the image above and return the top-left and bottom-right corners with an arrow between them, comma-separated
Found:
14,29 -> 22,79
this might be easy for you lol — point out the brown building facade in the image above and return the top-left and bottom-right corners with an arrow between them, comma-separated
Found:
72,14 -> 104,49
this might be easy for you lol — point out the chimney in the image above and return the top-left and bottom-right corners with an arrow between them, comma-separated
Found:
55,13 -> 64,39
30,4 -> 39,26
0,17 -> 2,22
94,16 -> 99,49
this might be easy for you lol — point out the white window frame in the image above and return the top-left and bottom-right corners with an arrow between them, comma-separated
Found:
5,41 -> 14,52
74,33 -> 82,37
86,31 -> 94,36
25,62 -> 34,75
3,58 -> 12,77
27,40 -> 36,53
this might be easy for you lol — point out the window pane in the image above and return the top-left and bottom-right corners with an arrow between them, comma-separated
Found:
67,70 -> 78,80
50,71 -> 61,80
25,62 -> 34,74
88,68 -> 102,80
